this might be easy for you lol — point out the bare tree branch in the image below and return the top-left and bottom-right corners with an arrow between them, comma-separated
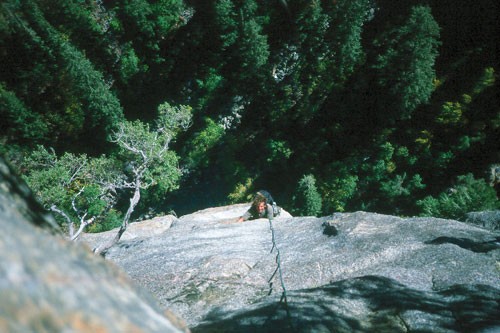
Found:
71,187 -> 85,219
50,204 -> 74,236
70,216 -> 95,241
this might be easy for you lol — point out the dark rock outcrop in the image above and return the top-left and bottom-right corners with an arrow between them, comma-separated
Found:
98,206 -> 500,332
0,157 -> 188,333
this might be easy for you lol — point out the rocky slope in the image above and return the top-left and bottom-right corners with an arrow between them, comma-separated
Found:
2,151 -> 498,332
0,157 -> 188,333
89,205 -> 500,332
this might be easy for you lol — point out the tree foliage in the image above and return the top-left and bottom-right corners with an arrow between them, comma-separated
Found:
292,174 -> 322,217
369,5 -> 440,120
0,0 -> 125,151
21,146 -> 122,239
20,102 -> 191,253
2,0 -> 498,219
417,174 -> 499,220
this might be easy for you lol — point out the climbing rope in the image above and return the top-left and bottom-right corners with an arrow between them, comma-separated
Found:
266,217 -> 296,332
267,217 -> 288,305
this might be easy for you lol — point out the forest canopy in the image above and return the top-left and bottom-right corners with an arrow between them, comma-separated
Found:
1,0 -> 498,228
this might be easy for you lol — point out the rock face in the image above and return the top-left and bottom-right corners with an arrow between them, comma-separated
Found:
2,151 -> 499,333
81,214 -> 177,251
0,157 -> 188,333
465,210 -> 500,231
100,205 -> 500,332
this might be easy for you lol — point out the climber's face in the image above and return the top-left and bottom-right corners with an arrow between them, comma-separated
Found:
257,202 -> 266,214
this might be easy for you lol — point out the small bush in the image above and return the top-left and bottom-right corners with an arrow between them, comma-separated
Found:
417,173 -> 499,220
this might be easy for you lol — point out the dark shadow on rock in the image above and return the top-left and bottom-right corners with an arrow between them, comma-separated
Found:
425,236 -> 500,253
441,284 -> 500,331
191,276 -> 500,333
322,222 -> 338,237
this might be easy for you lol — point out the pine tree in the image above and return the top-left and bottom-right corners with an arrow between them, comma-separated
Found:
370,5 -> 440,120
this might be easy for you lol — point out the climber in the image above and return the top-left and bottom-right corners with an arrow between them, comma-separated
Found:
238,190 -> 280,222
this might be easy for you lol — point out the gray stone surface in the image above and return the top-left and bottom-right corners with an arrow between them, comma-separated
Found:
465,210 -> 500,231
99,207 -> 500,332
80,214 -> 177,250
3,150 -> 499,332
0,157 -> 188,333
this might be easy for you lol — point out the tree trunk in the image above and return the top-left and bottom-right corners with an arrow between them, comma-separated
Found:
70,217 -> 95,241
94,179 -> 141,255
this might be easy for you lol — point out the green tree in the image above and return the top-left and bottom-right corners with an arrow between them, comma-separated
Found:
292,174 -> 322,216
96,101 -> 192,254
61,41 -> 124,138
117,0 -> 188,65
220,0 -> 270,83
0,84 -> 48,142
0,0 -> 124,150
21,147 -> 120,240
214,0 -> 239,50
370,5 -> 440,120
417,173 -> 499,220
21,102 -> 192,254
183,117 -> 225,170
320,163 -> 359,213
